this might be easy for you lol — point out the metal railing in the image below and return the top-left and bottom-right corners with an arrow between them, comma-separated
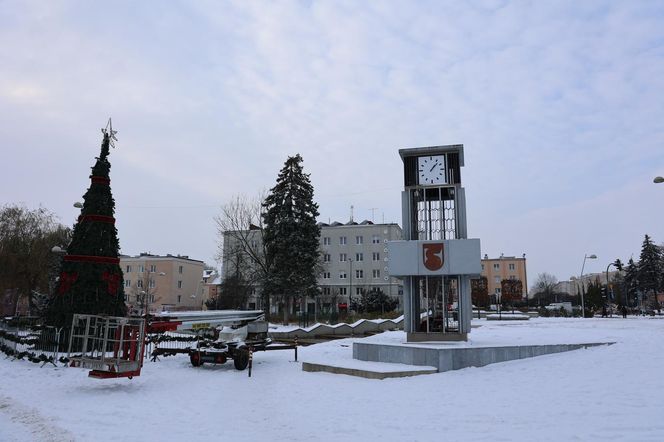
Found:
0,320 -> 67,366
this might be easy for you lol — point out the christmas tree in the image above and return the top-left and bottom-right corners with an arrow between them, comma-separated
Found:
45,122 -> 127,327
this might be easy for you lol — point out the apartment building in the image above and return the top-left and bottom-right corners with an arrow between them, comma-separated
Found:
319,221 -> 403,311
221,220 -> 403,313
480,254 -> 528,300
120,253 -> 205,313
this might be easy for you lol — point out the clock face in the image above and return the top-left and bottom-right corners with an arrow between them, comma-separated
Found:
418,155 -> 446,185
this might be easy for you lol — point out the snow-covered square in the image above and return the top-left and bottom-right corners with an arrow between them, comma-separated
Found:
1,317 -> 663,441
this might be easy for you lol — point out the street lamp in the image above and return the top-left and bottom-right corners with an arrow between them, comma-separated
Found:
580,254 -> 597,317
348,258 -> 353,314
653,176 -> 664,184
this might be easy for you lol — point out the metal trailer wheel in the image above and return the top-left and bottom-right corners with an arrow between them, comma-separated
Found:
190,351 -> 203,367
233,348 -> 249,371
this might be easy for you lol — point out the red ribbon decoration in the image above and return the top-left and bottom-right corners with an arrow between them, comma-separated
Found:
64,255 -> 120,264
57,272 -> 78,295
77,214 -> 116,224
90,176 -> 110,185
102,271 -> 121,295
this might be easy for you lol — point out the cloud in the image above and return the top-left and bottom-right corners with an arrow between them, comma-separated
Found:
1,0 -> 663,279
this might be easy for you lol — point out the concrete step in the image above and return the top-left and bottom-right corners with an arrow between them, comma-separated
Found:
302,360 -> 437,380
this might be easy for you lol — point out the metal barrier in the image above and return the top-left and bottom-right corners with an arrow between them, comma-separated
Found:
0,320 -> 67,366
147,332 -> 198,361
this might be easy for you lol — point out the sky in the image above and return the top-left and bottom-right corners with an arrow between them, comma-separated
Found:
1,0 -> 663,286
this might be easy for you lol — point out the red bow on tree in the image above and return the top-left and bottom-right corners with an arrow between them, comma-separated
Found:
57,272 -> 78,295
102,271 -> 121,295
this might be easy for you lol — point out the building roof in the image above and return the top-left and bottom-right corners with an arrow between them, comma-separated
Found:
119,253 -> 204,264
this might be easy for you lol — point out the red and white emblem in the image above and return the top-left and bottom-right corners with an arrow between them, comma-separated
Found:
422,243 -> 445,271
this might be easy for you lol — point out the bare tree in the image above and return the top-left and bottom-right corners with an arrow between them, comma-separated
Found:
215,193 -> 272,315
0,204 -> 71,316
129,270 -> 162,315
531,272 -> 559,306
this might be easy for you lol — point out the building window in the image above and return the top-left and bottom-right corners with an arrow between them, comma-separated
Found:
494,276 -> 500,284
339,287 -> 347,295
138,265 -> 145,273
356,269 -> 363,278
149,264 -> 157,272
355,253 -> 363,262
177,295 -> 181,303
372,235 -> 380,244
149,279 -> 155,288
339,272 -> 347,279
126,265 -> 132,273
137,280 -> 143,288
372,252 -> 380,261
125,280 -> 131,287
356,236 -> 363,245
324,253 -> 331,262
323,272 -> 331,279
178,280 -> 183,289
356,287 -> 362,295
510,275 -> 516,280
339,253 -> 347,262
481,264 -> 485,270
495,288 -> 501,295
179,265 -> 183,274
339,236 -> 347,245
373,269 -> 380,278
493,263 -> 499,270
323,237 -> 331,245
509,263 -> 515,270
322,287 -> 331,295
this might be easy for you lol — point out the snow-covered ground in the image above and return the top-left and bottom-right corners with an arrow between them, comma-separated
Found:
1,317 -> 663,441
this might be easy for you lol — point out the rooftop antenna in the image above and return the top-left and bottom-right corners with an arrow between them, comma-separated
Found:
369,208 -> 378,223
350,205 -> 354,223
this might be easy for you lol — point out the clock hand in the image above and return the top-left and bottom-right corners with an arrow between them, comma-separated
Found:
429,161 -> 438,172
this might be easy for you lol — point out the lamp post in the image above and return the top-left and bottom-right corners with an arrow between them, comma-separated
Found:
605,262 -> 617,317
580,254 -> 597,317
606,259 -> 627,317
348,258 -> 353,314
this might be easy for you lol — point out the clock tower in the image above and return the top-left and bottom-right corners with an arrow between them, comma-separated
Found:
388,144 -> 481,341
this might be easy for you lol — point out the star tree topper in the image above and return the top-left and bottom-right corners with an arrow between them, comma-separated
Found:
102,118 -> 118,148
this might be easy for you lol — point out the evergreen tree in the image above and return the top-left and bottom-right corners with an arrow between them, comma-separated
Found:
637,234 -> 662,308
262,154 -> 320,324
350,288 -> 398,314
623,258 -> 639,307
585,278 -> 604,312
45,125 -> 127,327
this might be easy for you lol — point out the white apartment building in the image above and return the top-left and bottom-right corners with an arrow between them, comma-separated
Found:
318,221 -> 403,312
221,220 -> 403,314
120,253 -> 206,313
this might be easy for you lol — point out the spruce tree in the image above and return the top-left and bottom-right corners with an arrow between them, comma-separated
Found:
262,154 -> 320,324
623,258 -> 639,308
45,125 -> 127,327
638,234 -> 662,308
